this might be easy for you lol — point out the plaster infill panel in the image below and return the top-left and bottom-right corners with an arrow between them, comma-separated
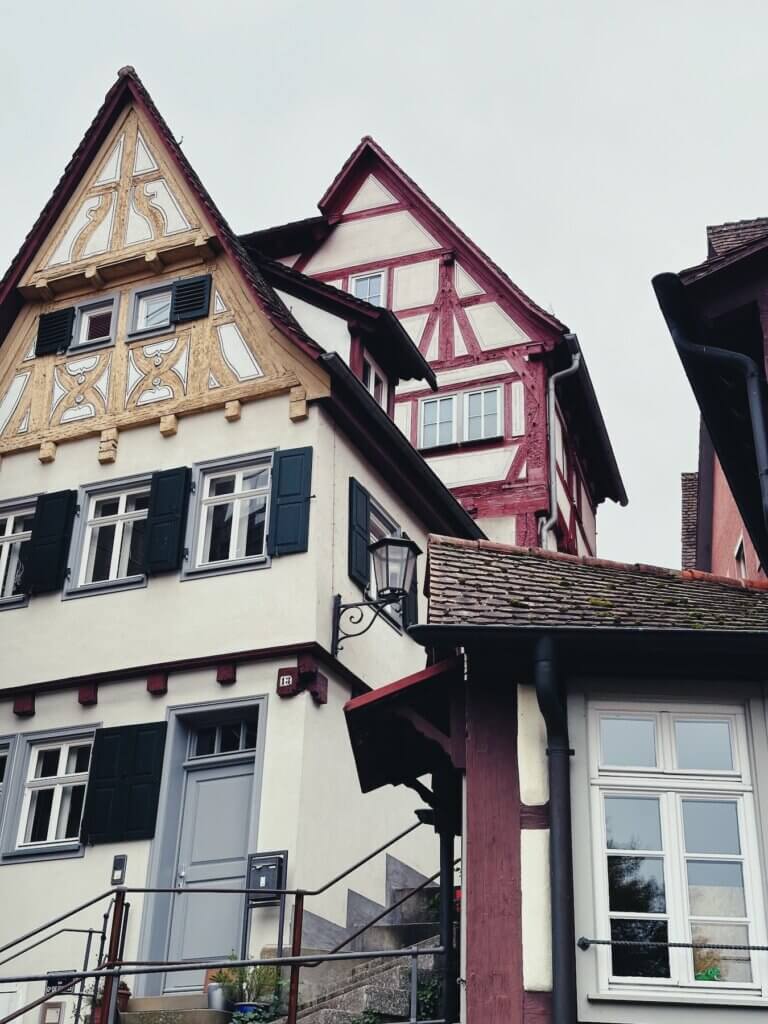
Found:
274,290 -> 351,362
517,684 -> 548,805
397,359 -> 512,395
343,174 -> 398,215
426,445 -> 516,487
521,828 -> 552,991
465,302 -> 530,349
303,211 -> 440,275
392,260 -> 439,311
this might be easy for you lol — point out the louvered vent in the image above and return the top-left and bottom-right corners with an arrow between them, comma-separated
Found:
35,307 -> 75,356
170,274 -> 212,324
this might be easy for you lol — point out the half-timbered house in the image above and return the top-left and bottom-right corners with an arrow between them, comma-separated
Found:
245,137 -> 627,553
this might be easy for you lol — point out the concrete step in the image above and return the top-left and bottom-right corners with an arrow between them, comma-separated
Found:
389,886 -> 440,926
292,1012 -> 358,1024
119,1011 -> 230,1024
350,921 -> 441,953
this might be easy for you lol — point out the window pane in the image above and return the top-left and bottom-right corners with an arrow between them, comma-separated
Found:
35,748 -> 60,779
1,539 -> 27,598
423,401 -> 437,427
220,724 -> 241,753
605,796 -> 662,851
0,753 -> 6,784
688,860 -> 746,917
675,720 -> 733,771
26,788 -> 54,843
84,309 -> 112,342
362,361 -> 371,388
600,717 -> 656,767
205,503 -> 233,562
126,492 -> 150,514
195,727 -> 216,757
692,923 -> 751,982
120,518 -> 147,577
244,721 -> 257,750
374,375 -> 384,405
86,523 -> 116,583
608,855 -> 666,912
56,784 -> 86,840
209,475 -> 236,498
243,468 -> 269,491
239,496 -> 266,558
137,291 -> 172,330
467,415 -> 482,441
422,423 -> 437,448
93,497 -> 120,519
683,800 -> 740,855
610,919 -> 669,978
467,393 -> 482,419
66,745 -> 91,775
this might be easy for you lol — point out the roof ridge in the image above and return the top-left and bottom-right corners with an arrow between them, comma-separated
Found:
427,534 -> 768,592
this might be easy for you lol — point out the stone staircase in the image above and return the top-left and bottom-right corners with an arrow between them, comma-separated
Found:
121,863 -> 442,1024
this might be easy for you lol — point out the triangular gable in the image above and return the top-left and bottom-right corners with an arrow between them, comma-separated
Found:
0,66 -> 318,366
318,136 -> 565,337
343,174 -> 398,215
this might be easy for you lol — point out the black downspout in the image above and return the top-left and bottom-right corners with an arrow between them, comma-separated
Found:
653,272 -> 768,544
534,634 -> 577,1024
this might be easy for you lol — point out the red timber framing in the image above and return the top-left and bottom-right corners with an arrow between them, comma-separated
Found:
345,653 -> 554,1024
246,136 -> 625,553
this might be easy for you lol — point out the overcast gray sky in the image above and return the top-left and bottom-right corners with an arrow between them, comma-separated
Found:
2,1 -> 763,569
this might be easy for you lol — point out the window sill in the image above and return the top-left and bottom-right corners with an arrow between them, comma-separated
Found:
127,325 -> 177,344
63,575 -> 148,601
588,988 -> 766,1008
182,556 -> 271,582
65,338 -> 116,357
420,434 -> 511,457
3,841 -> 84,864
0,595 -> 29,612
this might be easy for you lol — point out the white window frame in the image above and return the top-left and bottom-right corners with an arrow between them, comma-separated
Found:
368,498 -> 404,629
735,536 -> 747,580
75,483 -> 151,591
192,457 -> 272,572
587,701 -> 768,1002
0,502 -> 35,607
350,270 -> 386,308
463,386 -> 503,443
129,283 -> 174,338
361,351 -> 389,410
70,295 -> 119,352
420,394 -> 457,449
16,738 -> 92,851
188,718 -> 258,760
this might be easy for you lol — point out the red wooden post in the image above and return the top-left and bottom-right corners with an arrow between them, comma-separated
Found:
286,892 -> 304,1024
100,889 -> 126,1024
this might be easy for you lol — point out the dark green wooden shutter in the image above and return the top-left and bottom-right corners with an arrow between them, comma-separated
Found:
35,308 -> 75,356
348,478 -> 371,590
81,722 -> 167,845
170,274 -> 212,323
144,467 -> 190,575
23,490 -> 77,595
267,447 -> 313,556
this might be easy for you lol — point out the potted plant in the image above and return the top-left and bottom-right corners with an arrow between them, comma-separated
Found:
209,956 -> 279,1014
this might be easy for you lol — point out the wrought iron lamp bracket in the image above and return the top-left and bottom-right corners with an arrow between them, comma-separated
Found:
331,592 -> 404,656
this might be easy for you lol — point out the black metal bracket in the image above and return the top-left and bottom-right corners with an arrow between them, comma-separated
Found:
331,592 -> 404,656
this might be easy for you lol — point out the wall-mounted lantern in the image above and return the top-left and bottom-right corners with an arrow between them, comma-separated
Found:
331,536 -> 421,656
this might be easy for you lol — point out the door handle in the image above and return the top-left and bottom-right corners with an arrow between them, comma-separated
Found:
177,865 -> 186,888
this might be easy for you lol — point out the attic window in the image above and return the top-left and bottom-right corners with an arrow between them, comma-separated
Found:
352,272 -> 384,307
362,353 -> 388,409
71,297 -> 118,351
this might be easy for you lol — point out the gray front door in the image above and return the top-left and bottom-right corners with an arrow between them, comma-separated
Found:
165,760 -> 255,991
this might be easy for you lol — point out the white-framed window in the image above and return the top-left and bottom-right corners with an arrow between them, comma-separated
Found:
0,505 -> 34,603
421,395 -> 456,449
77,485 -> 150,589
369,499 -> 404,626
0,746 -> 8,800
588,702 -> 767,998
71,296 -> 117,350
351,271 -> 385,307
362,352 -> 388,409
194,459 -> 271,569
17,738 -> 92,849
464,387 -> 502,442
132,285 -> 173,335
190,718 -> 258,759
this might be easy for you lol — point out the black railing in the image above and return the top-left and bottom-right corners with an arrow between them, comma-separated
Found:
0,816 -> 457,1024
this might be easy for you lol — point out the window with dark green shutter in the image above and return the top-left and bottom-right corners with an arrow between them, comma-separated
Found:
23,490 -> 77,595
144,467 -> 191,575
80,722 -> 167,844
35,308 -> 75,356
170,274 -> 212,324
268,447 -> 313,556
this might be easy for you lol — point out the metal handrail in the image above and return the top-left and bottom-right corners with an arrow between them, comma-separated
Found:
0,818 -> 443,1024
0,928 -> 96,969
